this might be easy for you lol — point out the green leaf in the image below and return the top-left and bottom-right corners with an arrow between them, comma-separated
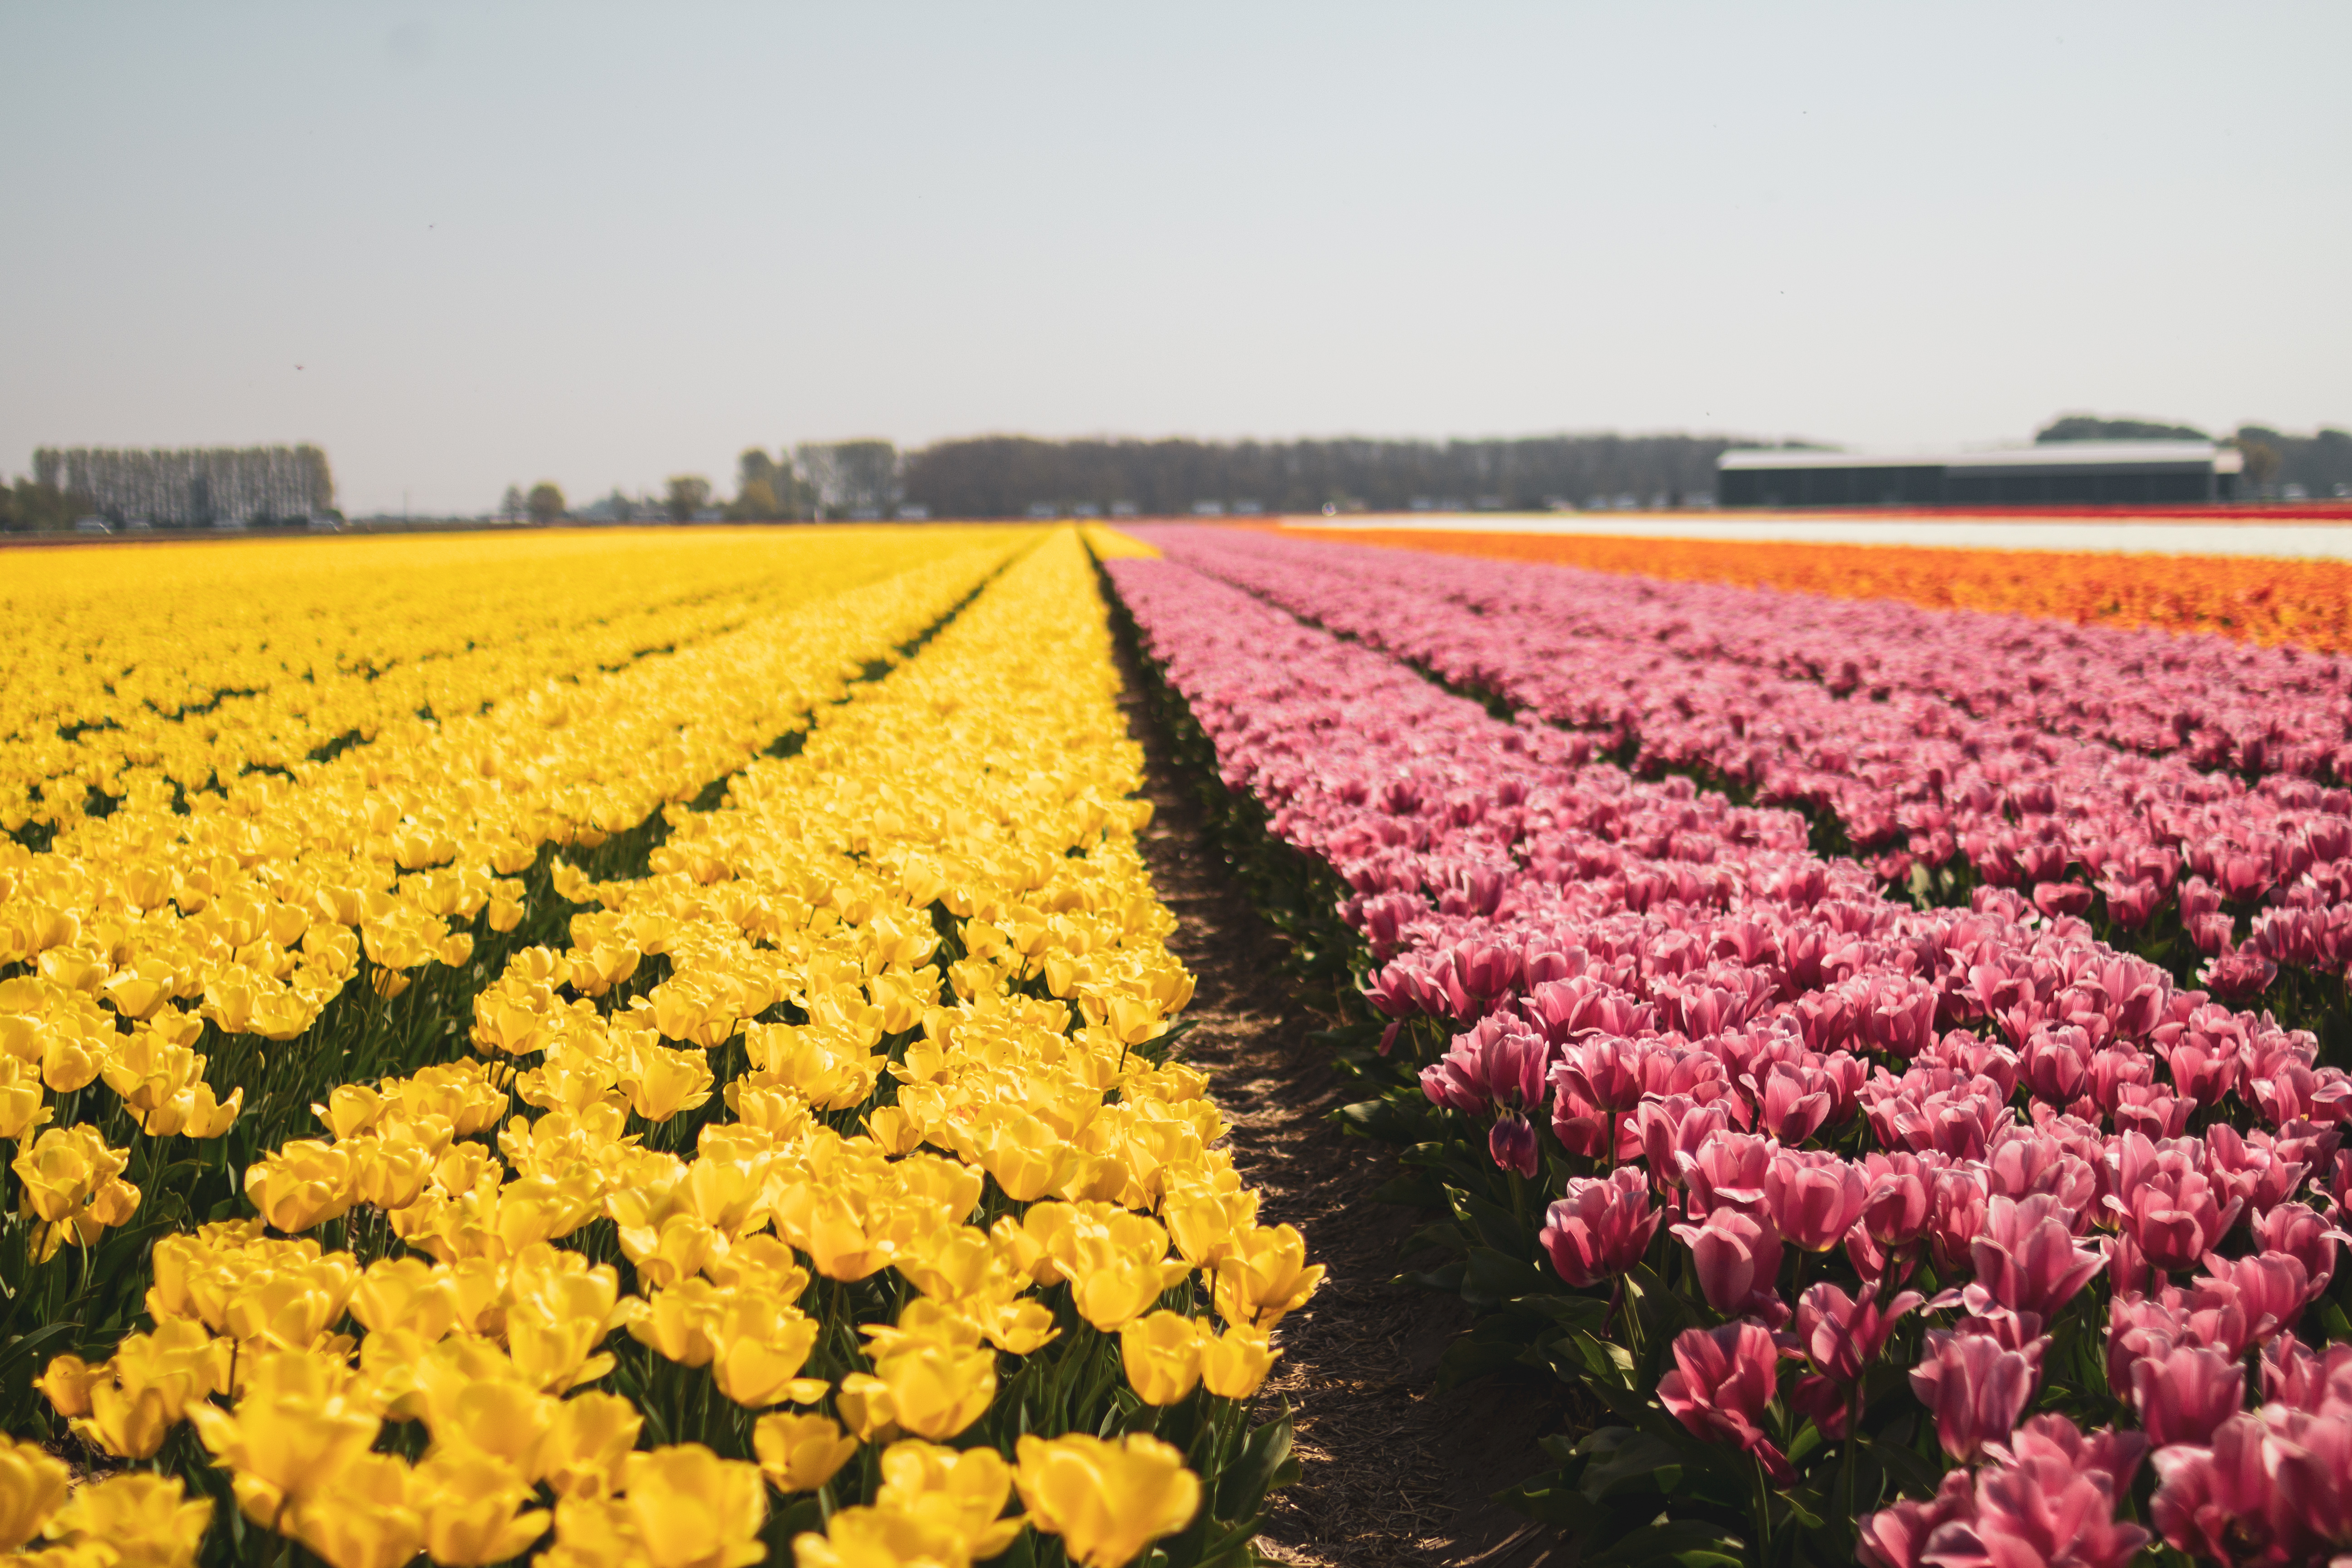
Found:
1573,1428 -> 1687,1502
1369,1171 -> 1444,1207
1461,1246 -> 1546,1308
1581,1519 -> 1749,1568
1333,1099 -> 1419,1142
1436,1330 -> 1528,1389
1209,1406 -> 1297,1525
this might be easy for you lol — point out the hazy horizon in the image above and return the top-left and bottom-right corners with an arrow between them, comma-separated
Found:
5,3 -> 2346,515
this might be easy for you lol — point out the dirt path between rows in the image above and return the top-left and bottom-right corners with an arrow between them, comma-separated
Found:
1108,640 -> 1573,1568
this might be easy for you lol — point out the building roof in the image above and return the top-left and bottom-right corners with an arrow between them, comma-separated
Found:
1720,441 -> 2239,474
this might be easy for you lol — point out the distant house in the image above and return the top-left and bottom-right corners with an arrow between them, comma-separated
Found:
1718,441 -> 2243,507
1191,501 -> 1225,517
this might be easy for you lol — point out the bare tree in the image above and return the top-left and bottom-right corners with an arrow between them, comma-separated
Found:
793,441 -> 899,519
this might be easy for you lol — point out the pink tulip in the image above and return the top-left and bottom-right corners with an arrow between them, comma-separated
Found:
2192,1250 -> 2309,1348
2105,1166 -> 2244,1276
1764,1148 -> 1868,1252
2150,1414 -> 2278,1564
2261,1405 -> 2352,1550
1656,1321 -> 1793,1483
1860,1152 -> 1940,1248
1637,1093 -> 1731,1188
1924,1440 -> 2151,1568
2130,1343 -> 2246,1448
1677,1129 -> 1773,1220
1539,1166 -> 1663,1288
1797,1281 -> 1922,1385
1963,1193 -> 2107,1322
1552,1034 -> 1647,1112
1669,1207 -> 1786,1324
2261,1331 -> 2352,1412
1857,1472 -> 1975,1568
2105,1289 -> 2186,1392
1547,1083 -> 1613,1160
2255,1200 -> 2343,1300
1911,1329 -> 2041,1462
1757,1061 -> 1834,1143
2007,1412 -> 2148,1502
1420,1013 -> 1549,1116
1926,1166 -> 1990,1277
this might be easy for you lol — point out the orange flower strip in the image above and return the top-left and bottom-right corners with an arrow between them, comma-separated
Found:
1276,524 -> 2352,652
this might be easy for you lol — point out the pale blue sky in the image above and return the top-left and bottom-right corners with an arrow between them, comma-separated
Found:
4,3 -> 2345,514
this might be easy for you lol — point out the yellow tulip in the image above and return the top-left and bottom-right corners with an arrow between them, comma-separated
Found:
36,1353 -> 101,1418
435,1378 -> 559,1477
46,1471 -> 211,1568
873,1439 -> 1024,1558
188,1349 -> 379,1524
710,1296 -> 826,1409
0,1436 -> 71,1552
539,1392 -> 644,1500
626,1043 -> 715,1124
411,1451 -> 552,1567
1014,1431 -> 1200,1568
1119,1311 -> 1206,1406
753,1411 -> 858,1493
790,1505 -> 967,1568
862,1340 -> 997,1441
0,1055 -> 49,1141
619,1446 -> 768,1568
242,1139 -> 356,1233
348,1257 -> 463,1343
627,1278 -> 724,1367
1212,1224 -> 1324,1333
288,1452 -> 423,1568
12,1124 -> 129,1224
1200,1328 -> 1281,1401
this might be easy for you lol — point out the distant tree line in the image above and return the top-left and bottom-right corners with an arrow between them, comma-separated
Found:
891,433 -> 1757,518
33,445 -> 334,526
2037,415 -> 2352,498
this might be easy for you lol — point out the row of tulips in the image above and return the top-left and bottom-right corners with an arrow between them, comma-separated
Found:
1,527 -> 969,844
1264,530 -> 2352,781
1141,529 -> 2352,1043
0,532 -> 1022,1328
4,529 -> 1312,1568
1286,524 -> 2352,662
1102,544 -> 2352,1568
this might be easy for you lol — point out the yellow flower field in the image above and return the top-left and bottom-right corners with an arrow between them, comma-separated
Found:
0,527 -> 1313,1568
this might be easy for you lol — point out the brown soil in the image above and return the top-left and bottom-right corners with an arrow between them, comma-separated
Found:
1110,654 -> 1573,1568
